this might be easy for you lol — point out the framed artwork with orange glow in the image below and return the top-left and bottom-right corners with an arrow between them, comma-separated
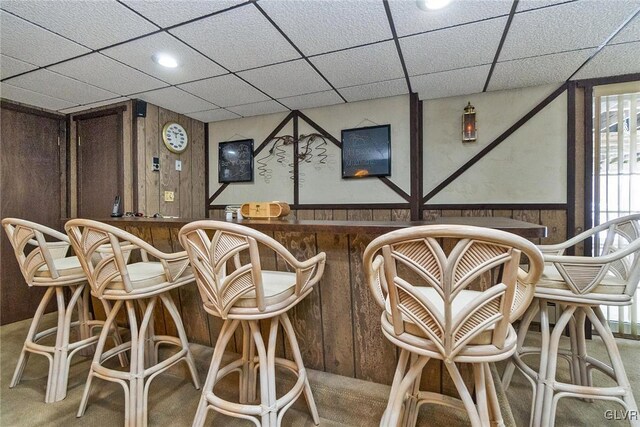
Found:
341,124 -> 391,179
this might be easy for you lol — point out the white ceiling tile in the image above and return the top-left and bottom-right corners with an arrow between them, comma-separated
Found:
187,108 -> 241,123
102,32 -> 227,85
227,100 -> 289,117
279,90 -> 344,110
48,53 -> 167,95
8,69 -> 119,104
1,0 -> 158,50
340,79 -> 409,102
238,60 -> 330,99
178,74 -> 270,107
401,17 -> 506,76
572,42 -> 640,80
121,0 -> 244,28
517,0 -> 575,12
169,5 -> 300,71
258,0 -> 392,56
500,0 -> 640,61
136,86 -> 216,114
411,65 -> 491,100
390,0 -> 511,37
1,83 -> 76,111
489,49 -> 593,91
0,12 -> 90,67
58,97 -> 131,114
310,41 -> 404,88
1,54 -> 38,79
610,14 -> 640,44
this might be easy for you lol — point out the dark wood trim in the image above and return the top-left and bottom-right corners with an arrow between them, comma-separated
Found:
252,2 -> 347,103
296,111 -> 341,148
409,92 -> 421,220
253,111 -> 296,155
65,115 -> 72,218
132,101 -> 139,211
424,203 -> 567,210
574,72 -> 640,88
0,99 -> 64,120
566,82 -> 576,255
208,183 -> 229,204
584,85 -> 594,257
483,0 -> 519,92
423,83 -> 568,203
209,203 -> 411,210
117,111 -> 125,202
293,113 -> 300,206
383,0 -> 412,93
379,177 -> 411,202
205,122 -> 210,218
72,105 -> 127,121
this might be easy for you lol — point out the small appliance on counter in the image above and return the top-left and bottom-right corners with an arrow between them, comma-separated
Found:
225,205 -> 242,221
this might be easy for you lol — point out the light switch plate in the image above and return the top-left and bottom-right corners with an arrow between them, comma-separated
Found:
175,160 -> 182,171
164,191 -> 175,202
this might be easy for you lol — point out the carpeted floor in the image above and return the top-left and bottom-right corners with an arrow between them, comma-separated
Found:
0,313 -> 637,426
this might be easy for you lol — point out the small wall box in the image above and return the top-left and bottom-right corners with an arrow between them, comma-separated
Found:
240,202 -> 290,219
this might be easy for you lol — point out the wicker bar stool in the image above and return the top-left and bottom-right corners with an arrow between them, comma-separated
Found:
2,218 -> 126,403
502,214 -> 640,427
65,219 -> 200,427
363,225 -> 543,427
178,220 -> 326,427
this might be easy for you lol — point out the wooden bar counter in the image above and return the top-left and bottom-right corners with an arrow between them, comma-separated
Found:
97,216 -> 545,393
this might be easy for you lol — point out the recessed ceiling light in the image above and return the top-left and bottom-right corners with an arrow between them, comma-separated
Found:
417,0 -> 451,11
152,53 -> 179,68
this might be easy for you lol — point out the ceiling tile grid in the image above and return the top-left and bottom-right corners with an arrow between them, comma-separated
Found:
1,54 -> 38,80
1,82 -> 76,111
500,0 -> 640,61
339,78 -> 409,103
410,65 -> 491,100
1,0 -> 159,50
279,90 -> 345,111
258,0 -> 392,56
7,69 -> 119,104
516,0 -> 577,13
227,100 -> 289,117
400,17 -> 507,76
178,74 -> 270,107
389,0 -> 511,37
238,59 -> 330,99
0,11 -> 90,67
48,53 -> 167,96
187,108 -> 241,122
310,41 -> 405,89
169,5 -> 300,72
610,13 -> 640,44
136,86 -> 216,114
572,41 -> 640,80
101,32 -> 227,85
121,0 -> 245,28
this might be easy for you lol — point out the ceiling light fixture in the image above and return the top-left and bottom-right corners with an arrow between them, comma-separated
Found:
417,0 -> 451,11
152,53 -> 179,68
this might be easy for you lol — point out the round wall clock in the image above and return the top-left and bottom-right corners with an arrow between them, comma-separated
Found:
162,122 -> 189,153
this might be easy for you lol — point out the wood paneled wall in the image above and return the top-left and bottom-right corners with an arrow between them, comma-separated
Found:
135,104 -> 205,218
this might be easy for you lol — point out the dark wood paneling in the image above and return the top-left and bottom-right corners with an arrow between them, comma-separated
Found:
1,108 -> 63,324
77,112 -> 123,218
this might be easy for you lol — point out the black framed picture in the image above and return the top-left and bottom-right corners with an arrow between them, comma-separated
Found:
341,124 -> 391,178
218,139 -> 254,183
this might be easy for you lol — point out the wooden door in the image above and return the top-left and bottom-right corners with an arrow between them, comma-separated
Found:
1,106 -> 63,325
76,112 -> 123,218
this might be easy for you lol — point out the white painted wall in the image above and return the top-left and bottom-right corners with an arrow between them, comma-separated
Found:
423,84 -> 567,204
208,95 -> 410,205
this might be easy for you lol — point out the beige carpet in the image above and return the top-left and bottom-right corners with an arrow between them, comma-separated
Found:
0,313 -> 636,426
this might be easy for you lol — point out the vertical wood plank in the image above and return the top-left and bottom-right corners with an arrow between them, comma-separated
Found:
493,209 -> 513,219
122,102 -> 133,212
372,209 -> 392,221
333,210 -> 347,220
462,209 -> 493,217
178,118 -> 193,218
136,113 -> 146,213
391,209 -> 411,221
296,210 -> 315,220
541,210 -> 568,245
422,209 -> 441,220
144,104 -> 160,216
158,108 -> 180,217
191,120 -> 206,218
149,226 -> 176,336
317,232 -> 355,377
314,209 -> 332,220
348,209 -> 373,221
441,210 -> 462,217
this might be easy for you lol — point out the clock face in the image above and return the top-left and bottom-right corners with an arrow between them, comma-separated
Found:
162,122 -> 188,153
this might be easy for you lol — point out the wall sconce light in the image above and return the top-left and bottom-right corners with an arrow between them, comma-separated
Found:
462,101 -> 477,142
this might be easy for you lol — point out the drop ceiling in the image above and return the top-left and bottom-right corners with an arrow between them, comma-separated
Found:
1,0 -> 639,123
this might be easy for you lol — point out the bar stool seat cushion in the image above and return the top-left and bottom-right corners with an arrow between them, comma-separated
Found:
234,270 -> 296,308
385,287 -> 494,345
537,264 -> 626,294
35,256 -> 84,277
111,262 -> 167,290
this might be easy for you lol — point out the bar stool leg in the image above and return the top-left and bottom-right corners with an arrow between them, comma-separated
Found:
473,362 -> 490,427
382,348 -> 410,426
401,353 -> 423,427
574,308 -> 590,388
502,299 -> 539,390
386,356 -> 429,427
100,299 -> 128,368
532,299 -> 551,427
11,287 -> 55,389
484,363 -> 505,427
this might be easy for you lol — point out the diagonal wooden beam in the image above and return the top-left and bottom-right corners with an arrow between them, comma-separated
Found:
296,111 -> 341,147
